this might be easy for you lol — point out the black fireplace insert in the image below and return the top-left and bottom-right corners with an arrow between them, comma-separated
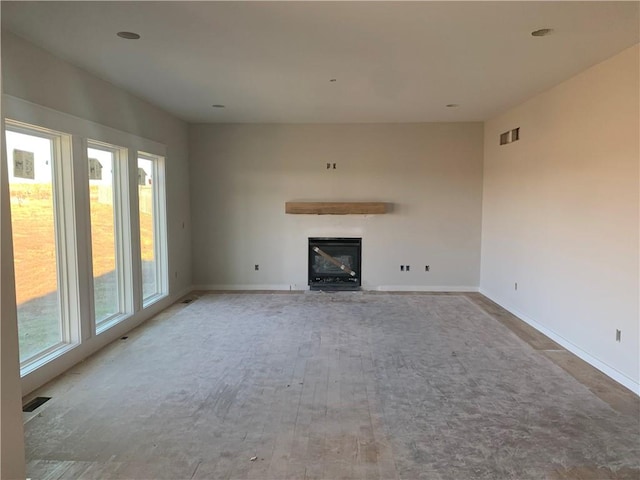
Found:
308,237 -> 361,290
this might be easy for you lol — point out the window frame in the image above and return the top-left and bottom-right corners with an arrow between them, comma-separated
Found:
4,119 -> 81,374
3,95 -> 169,385
86,140 -> 134,333
137,151 -> 168,306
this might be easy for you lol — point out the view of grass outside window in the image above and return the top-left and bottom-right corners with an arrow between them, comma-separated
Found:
5,113 -> 167,371
88,146 -> 121,324
138,156 -> 157,300
5,129 -> 63,362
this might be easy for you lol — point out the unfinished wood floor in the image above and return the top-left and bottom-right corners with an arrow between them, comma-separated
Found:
24,292 -> 639,480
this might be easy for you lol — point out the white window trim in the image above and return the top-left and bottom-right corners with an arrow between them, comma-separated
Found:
5,119 -> 81,375
3,95 -> 169,380
138,152 -> 168,306
86,140 -> 134,333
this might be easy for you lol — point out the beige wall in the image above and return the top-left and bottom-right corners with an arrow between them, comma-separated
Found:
189,123 -> 484,290
481,45 -> 640,392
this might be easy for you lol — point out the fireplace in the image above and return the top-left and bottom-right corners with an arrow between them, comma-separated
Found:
308,237 -> 362,290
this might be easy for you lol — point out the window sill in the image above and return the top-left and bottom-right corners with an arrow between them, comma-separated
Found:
20,342 -> 79,378
96,313 -> 131,336
142,292 -> 168,309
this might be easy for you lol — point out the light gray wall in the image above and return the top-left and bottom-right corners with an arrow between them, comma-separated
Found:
189,123 -> 484,290
480,44 -> 640,392
2,31 -> 192,293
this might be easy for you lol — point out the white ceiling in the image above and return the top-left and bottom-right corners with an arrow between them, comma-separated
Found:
2,1 -> 638,123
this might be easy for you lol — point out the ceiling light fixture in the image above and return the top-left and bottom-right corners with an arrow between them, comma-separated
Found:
212,104 -> 225,108
531,28 -> 553,37
446,104 -> 459,108
117,31 -> 141,40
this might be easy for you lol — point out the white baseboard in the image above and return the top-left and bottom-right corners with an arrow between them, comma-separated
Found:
193,284 -> 480,293
479,288 -> 640,396
193,284 -> 303,291
376,285 -> 479,292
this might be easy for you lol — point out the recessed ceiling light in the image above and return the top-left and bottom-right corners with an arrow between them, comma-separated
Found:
117,31 -> 141,40
212,104 -> 225,108
531,28 -> 553,37
446,104 -> 459,108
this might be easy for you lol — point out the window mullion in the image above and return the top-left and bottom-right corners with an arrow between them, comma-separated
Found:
54,132 -> 81,347
116,146 -> 134,317
129,148 -> 143,313
75,136 -> 94,341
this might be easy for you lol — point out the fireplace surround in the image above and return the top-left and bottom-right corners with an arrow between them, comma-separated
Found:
308,237 -> 362,290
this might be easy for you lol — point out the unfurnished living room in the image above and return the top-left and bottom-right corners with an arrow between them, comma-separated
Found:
0,2 -> 639,479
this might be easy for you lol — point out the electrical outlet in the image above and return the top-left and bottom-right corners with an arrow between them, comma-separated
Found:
515,282 -> 518,291
255,264 -> 259,271
333,163 -> 337,169
406,265 -> 410,272
400,265 -> 405,271
616,329 -> 621,342
425,265 -> 430,272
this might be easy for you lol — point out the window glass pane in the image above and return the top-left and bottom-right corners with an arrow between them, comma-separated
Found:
88,147 -> 119,323
6,130 -> 62,362
138,157 -> 156,299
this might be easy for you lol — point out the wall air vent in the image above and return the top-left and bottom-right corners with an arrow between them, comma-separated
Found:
500,128 -> 520,146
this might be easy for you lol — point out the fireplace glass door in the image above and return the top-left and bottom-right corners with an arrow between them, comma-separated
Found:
308,238 -> 361,290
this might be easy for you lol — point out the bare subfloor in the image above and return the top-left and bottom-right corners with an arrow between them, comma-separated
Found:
24,292 -> 639,480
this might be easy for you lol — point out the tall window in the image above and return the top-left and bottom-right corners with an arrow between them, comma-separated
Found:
5,124 -> 73,363
137,153 -> 166,303
88,143 -> 124,326
4,100 -> 171,379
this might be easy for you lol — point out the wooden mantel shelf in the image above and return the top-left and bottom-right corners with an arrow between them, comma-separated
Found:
285,202 -> 388,215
